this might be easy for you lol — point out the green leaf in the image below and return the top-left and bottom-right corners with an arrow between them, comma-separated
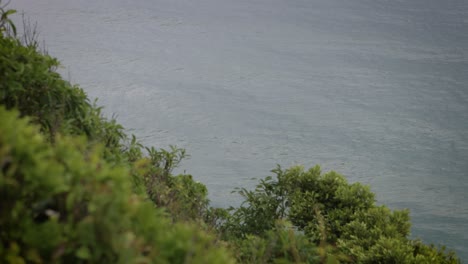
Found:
5,9 -> 17,16
76,246 -> 91,260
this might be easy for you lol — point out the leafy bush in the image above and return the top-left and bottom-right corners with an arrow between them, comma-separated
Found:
0,107 -> 234,263
232,221 -> 321,264
224,165 -> 460,263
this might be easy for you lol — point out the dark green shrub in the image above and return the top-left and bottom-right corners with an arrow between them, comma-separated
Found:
233,221 -> 321,264
225,165 -> 460,263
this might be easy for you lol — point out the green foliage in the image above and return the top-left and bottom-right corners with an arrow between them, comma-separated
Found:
0,11 -> 229,262
225,165 -> 460,263
0,1 -> 16,36
224,165 -> 376,242
0,33 -> 126,152
144,169 -> 210,222
0,8 -> 209,221
136,146 -> 210,222
0,6 -> 461,263
233,221 -> 321,264
0,107 -> 234,263
0,7 -> 193,189
224,175 -> 287,238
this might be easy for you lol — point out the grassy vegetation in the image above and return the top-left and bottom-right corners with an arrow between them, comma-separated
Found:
0,5 -> 461,263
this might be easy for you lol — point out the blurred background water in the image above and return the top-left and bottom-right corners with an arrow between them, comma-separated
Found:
12,0 -> 468,260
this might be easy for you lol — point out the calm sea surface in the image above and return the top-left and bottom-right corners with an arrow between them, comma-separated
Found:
13,0 -> 468,260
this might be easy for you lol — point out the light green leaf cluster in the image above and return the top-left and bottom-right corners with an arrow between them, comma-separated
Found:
0,107 -> 234,263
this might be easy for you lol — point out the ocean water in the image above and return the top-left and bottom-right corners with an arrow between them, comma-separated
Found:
12,0 -> 468,260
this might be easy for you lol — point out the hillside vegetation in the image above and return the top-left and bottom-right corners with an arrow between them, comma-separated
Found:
0,5 -> 460,263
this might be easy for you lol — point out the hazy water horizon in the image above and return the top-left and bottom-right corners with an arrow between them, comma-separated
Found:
12,0 -> 468,260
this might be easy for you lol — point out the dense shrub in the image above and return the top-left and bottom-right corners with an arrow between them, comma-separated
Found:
0,107 -> 234,263
224,165 -> 460,263
232,221 -> 321,264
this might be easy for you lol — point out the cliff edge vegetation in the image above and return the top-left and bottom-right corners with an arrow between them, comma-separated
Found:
0,5 -> 460,263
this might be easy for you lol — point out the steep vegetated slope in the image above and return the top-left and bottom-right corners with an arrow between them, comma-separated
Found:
0,5 -> 460,263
